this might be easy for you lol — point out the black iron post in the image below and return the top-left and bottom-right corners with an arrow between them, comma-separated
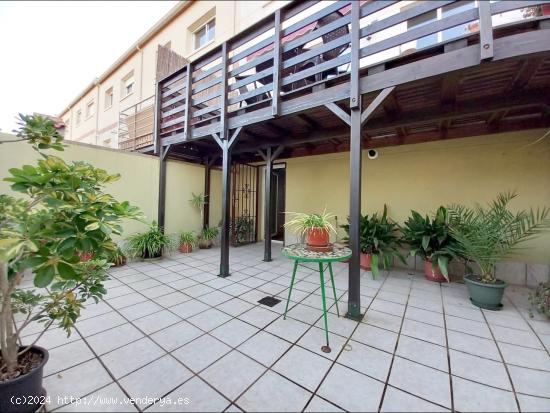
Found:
220,140 -> 231,277
264,147 -> 273,262
347,0 -> 362,320
203,157 -> 211,229
157,144 -> 170,232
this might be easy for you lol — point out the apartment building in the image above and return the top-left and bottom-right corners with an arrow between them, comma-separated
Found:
60,1 -> 289,148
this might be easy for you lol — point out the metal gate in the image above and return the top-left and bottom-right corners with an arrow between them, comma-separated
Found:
231,163 -> 259,246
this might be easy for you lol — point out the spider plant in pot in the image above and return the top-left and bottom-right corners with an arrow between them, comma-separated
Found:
284,210 -> 336,247
126,222 -> 174,260
199,227 -> 219,249
402,206 -> 458,282
179,231 -> 198,253
0,114 -> 142,412
449,192 -> 550,310
341,205 -> 405,279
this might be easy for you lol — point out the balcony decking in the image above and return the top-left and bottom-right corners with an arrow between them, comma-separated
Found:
147,0 -> 550,162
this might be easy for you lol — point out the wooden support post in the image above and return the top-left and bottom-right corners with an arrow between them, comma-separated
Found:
203,157 -> 211,230
478,1 -> 494,61
184,62 -> 193,141
347,0 -> 362,320
263,147 -> 273,262
157,144 -> 171,232
272,9 -> 282,116
220,140 -> 231,277
153,81 -> 162,155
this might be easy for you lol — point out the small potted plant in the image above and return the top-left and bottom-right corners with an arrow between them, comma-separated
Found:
199,227 -> 219,249
402,206 -> 458,282
126,222 -> 174,260
341,206 -> 405,278
189,192 -> 206,223
107,246 -> 127,267
449,192 -> 550,310
179,231 -> 198,253
233,215 -> 255,245
284,210 -> 336,247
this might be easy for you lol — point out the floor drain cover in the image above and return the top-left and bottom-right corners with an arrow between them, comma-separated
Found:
258,296 -> 281,307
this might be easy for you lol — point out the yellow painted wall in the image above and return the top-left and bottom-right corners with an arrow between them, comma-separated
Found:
284,130 -> 550,264
0,140 -> 219,239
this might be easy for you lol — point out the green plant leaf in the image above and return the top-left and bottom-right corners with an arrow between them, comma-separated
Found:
35,265 -> 55,287
371,253 -> 380,279
421,235 -> 430,251
57,262 -> 77,280
437,255 -> 450,282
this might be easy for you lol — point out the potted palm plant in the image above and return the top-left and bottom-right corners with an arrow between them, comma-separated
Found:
179,231 -> 198,253
0,114 -> 141,412
341,206 -> 405,278
449,192 -> 550,310
284,210 -> 336,247
402,206 -> 458,282
199,227 -> 219,249
126,222 -> 174,260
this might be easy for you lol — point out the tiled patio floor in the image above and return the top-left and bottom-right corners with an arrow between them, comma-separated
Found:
28,243 -> 550,412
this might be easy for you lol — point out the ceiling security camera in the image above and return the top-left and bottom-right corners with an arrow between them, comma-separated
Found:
367,149 -> 378,159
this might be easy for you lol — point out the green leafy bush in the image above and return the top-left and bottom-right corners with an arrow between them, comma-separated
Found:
341,205 -> 404,278
126,222 -> 174,259
402,206 -> 458,280
449,192 -> 550,283
0,114 -> 142,378
179,231 -> 198,247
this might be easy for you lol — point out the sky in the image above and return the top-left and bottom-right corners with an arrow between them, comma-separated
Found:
0,1 -> 178,133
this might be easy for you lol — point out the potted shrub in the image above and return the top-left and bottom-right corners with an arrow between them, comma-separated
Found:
189,192 -> 206,224
449,192 -> 550,310
233,215 -> 255,245
179,231 -> 198,253
402,206 -> 458,282
284,210 -> 336,247
199,227 -> 219,249
0,114 -> 141,412
341,206 -> 405,278
126,222 -> 174,260
107,246 -> 127,267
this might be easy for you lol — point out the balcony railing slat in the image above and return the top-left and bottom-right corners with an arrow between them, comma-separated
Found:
281,53 -> 351,88
228,83 -> 273,106
359,1 -> 454,39
359,7 -> 479,60
161,114 -> 186,129
228,51 -> 274,79
193,62 -> 223,83
192,103 -> 221,118
161,93 -> 186,109
491,0 -> 550,15
192,75 -> 222,95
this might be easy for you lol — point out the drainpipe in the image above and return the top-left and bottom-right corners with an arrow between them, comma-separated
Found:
137,44 -> 144,101
94,79 -> 100,146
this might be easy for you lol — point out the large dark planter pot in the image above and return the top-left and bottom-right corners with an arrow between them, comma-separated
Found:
464,275 -> 507,310
0,346 -> 49,413
141,250 -> 162,261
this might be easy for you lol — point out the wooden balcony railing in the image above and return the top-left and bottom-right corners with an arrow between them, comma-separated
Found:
155,0 -> 550,151
118,95 -> 155,151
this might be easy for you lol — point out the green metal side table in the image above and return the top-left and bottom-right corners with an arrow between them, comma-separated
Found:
281,243 -> 352,353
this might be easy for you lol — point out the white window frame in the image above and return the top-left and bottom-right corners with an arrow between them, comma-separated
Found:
121,72 -> 135,100
193,18 -> 216,51
104,87 -> 114,110
85,100 -> 95,119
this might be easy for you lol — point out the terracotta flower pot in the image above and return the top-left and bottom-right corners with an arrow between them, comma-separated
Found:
179,243 -> 193,253
306,228 -> 330,247
424,260 -> 447,282
360,253 -> 371,270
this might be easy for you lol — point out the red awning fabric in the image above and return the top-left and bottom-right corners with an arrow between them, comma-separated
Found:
246,1 -> 366,61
